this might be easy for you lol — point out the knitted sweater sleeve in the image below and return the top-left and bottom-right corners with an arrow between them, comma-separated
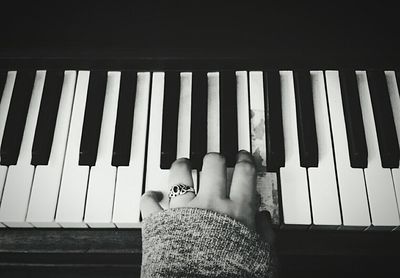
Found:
141,207 -> 277,278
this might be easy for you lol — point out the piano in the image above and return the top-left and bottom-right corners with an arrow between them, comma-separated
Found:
0,0 -> 399,277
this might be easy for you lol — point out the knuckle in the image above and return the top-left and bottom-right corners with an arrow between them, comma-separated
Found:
203,152 -> 226,164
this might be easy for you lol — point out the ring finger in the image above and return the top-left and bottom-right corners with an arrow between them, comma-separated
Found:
168,158 -> 196,208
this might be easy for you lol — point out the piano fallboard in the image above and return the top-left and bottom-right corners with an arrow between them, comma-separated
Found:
0,228 -> 399,277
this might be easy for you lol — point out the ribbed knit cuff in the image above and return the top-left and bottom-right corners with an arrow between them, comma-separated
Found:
141,208 -> 276,278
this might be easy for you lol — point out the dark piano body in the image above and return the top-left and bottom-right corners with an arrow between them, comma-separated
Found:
0,1 -> 399,277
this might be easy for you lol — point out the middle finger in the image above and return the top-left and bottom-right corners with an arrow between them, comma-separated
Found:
198,153 -> 227,199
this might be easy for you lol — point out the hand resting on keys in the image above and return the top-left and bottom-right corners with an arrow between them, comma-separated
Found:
140,150 -> 277,277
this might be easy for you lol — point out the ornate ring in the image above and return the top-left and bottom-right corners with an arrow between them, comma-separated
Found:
169,183 -> 195,199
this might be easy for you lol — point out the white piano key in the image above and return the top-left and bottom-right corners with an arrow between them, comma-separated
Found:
0,72 -> 16,150
307,71 -> 341,226
176,73 -> 192,159
176,73 -> 198,191
0,71 -> 45,227
249,71 -> 265,148
0,71 -> 16,228
207,72 -> 220,153
145,72 -> 198,209
385,71 -> 400,221
145,73 -> 170,209
279,70 -> 311,226
393,168 -> 400,224
357,70 -> 400,228
113,72 -> 150,228
84,72 -> 120,228
236,71 -> 251,152
55,71 -> 90,228
204,72 -> 232,190
249,71 -> 280,224
385,71 -> 400,147
0,170 -> 5,223
26,71 -> 76,228
325,71 -> 370,227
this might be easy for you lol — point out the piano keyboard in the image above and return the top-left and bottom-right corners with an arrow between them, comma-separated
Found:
0,70 -> 399,230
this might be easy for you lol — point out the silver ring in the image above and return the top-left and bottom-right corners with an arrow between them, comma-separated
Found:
169,183 -> 195,199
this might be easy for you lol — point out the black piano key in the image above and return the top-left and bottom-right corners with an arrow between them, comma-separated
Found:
190,72 -> 208,170
293,70 -> 319,167
79,71 -> 108,166
367,70 -> 400,168
339,70 -> 368,168
220,71 -> 238,167
112,71 -> 137,166
0,71 -> 36,165
160,72 -> 180,169
31,70 -> 64,165
0,71 -> 7,101
264,71 -> 285,171
396,71 -> 400,97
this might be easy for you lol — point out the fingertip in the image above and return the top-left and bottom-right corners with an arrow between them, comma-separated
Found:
140,191 -> 164,219
238,149 -> 250,154
203,152 -> 226,166
141,190 -> 164,202
171,157 -> 192,168
236,149 -> 255,163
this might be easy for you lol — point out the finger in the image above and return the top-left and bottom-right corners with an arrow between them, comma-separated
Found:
140,191 -> 164,219
229,150 -> 257,204
198,153 -> 227,199
255,210 -> 275,245
168,158 -> 196,208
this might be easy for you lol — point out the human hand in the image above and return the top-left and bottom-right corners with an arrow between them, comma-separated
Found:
140,150 -> 274,243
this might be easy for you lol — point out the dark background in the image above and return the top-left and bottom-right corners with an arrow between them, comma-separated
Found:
1,0 -> 399,68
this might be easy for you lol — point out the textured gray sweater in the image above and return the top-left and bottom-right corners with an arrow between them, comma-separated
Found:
141,208 -> 277,277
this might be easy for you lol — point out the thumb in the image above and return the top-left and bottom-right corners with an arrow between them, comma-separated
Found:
140,191 -> 164,219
